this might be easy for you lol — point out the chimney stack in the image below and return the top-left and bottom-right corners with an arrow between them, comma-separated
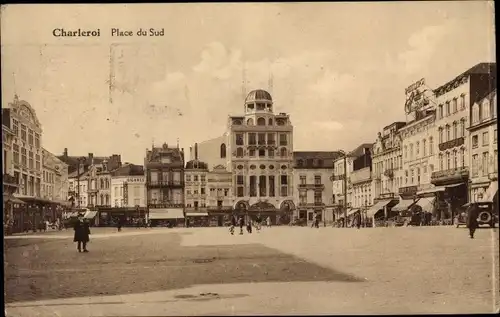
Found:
64,148 -> 68,157
195,143 -> 198,160
190,146 -> 193,160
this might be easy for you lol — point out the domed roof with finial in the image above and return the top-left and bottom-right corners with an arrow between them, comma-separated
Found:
185,159 -> 208,170
245,89 -> 272,104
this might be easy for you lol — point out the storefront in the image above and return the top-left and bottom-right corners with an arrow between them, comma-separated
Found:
97,207 -> 148,227
148,208 -> 185,227
429,167 -> 469,222
366,198 -> 399,226
185,211 -> 210,227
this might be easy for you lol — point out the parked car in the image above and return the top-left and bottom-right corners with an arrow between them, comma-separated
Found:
455,202 -> 497,228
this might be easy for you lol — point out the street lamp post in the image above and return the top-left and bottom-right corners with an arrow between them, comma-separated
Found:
76,157 -> 85,209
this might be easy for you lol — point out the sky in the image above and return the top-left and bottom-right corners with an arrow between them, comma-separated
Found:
1,2 -> 496,164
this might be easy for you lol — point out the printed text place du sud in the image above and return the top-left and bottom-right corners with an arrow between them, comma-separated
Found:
52,28 -> 165,37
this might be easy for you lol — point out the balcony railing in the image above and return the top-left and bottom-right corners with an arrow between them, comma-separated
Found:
147,180 -> 184,187
438,137 -> 464,152
148,203 -> 184,208
298,183 -> 325,190
207,206 -> 233,212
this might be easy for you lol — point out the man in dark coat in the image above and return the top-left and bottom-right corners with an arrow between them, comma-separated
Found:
354,211 -> 362,229
466,204 -> 479,239
238,215 -> 245,235
74,215 -> 91,252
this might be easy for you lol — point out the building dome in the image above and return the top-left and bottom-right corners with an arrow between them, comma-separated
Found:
245,89 -> 273,104
185,159 -> 208,170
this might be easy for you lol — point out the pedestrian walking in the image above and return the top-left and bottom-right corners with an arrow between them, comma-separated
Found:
246,215 -> 253,234
466,204 -> 479,239
255,214 -> 262,232
354,211 -> 361,229
314,213 -> 320,228
229,215 -> 236,235
238,215 -> 245,235
73,214 -> 90,253
266,216 -> 271,228
117,217 -> 122,232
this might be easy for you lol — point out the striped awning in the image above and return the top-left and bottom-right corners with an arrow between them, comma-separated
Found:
392,198 -> 419,212
149,208 -> 184,220
366,200 -> 392,218
417,186 -> 446,196
415,197 -> 436,213
84,210 -> 98,219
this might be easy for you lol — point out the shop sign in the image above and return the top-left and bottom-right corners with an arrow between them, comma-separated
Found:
399,185 -> 418,195
126,177 -> 145,183
404,78 -> 429,114
431,166 -> 469,182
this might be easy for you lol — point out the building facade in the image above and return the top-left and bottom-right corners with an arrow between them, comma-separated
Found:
332,155 -> 355,210
41,148 -> 69,203
68,170 -> 89,208
3,96 -> 43,198
429,62 -> 496,220
399,109 -> 438,199
349,144 -> 374,210
227,89 -> 296,224
293,151 -> 340,225
468,90 -> 498,204
144,143 -> 185,225
372,122 -> 406,201
2,120 -> 20,233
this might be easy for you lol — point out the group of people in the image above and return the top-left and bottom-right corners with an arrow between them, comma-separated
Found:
229,214 -> 272,235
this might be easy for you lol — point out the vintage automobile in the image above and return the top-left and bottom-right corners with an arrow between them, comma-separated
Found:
455,202 -> 498,228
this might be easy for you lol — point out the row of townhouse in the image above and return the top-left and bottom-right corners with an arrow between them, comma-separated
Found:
331,62 -> 497,226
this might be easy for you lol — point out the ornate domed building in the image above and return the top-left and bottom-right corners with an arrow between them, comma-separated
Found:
226,89 -> 296,224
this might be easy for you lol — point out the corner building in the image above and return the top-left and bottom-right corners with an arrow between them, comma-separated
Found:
228,89 -> 296,224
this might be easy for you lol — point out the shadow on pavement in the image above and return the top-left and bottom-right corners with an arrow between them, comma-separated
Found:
5,232 -> 364,303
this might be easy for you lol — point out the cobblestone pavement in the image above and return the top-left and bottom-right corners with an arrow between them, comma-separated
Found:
4,226 -> 499,316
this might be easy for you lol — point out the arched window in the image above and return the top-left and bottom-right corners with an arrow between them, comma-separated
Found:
482,99 -> 490,120
268,118 -> 273,126
460,148 -> 465,167
105,194 -> 110,206
446,152 -> 451,170
280,148 -> 287,157
472,103 -> 480,124
422,139 -> 427,156
105,179 -> 110,189
439,154 -> 443,170
100,194 -> 104,205
446,125 -> 451,141
100,179 -> 104,189
257,117 -> 266,126
247,118 -> 254,126
438,104 -> 443,118
452,121 -> 458,139
220,143 -> 226,158
236,147 -> 243,157
438,127 -> 443,143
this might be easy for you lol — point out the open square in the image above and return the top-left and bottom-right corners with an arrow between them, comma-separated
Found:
5,226 -> 499,316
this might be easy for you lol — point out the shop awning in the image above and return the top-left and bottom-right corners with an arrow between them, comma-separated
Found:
186,212 -> 209,217
3,194 -> 27,205
479,181 -> 498,203
149,208 -> 185,220
84,210 -> 98,219
415,197 -> 436,213
347,208 -> 360,217
392,198 -> 419,212
366,200 -> 392,218
417,186 -> 446,196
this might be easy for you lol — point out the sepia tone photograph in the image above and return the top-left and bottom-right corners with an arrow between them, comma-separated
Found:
1,2 -> 498,316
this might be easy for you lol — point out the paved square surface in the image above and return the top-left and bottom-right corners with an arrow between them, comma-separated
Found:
4,226 -> 499,316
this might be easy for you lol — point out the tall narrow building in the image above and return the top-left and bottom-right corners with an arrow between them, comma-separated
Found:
144,143 -> 185,226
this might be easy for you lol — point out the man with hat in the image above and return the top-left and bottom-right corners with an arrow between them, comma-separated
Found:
73,213 -> 91,252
